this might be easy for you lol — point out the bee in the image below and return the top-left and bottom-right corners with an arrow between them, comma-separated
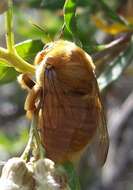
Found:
18,40 -> 109,165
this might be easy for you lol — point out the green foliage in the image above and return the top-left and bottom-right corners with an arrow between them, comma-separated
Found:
64,0 -> 77,36
0,62 -> 18,85
63,0 -> 81,46
0,129 -> 28,154
0,39 -> 43,84
15,39 -> 44,63
14,8 -> 62,41
98,39 -> 133,91
28,0 -> 65,9
62,162 -> 81,190
98,0 -> 128,25
28,0 -> 92,10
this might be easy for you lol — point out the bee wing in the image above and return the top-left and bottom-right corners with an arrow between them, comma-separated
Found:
40,66 -> 109,163
40,68 -> 78,158
42,68 -> 67,129
89,81 -> 109,166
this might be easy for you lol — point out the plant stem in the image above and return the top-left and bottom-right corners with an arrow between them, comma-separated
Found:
21,120 -> 34,161
0,47 -> 35,74
33,115 -> 45,159
5,0 -> 15,53
92,32 -> 132,62
98,38 -> 133,91
21,116 -> 45,161
2,0 -> 35,74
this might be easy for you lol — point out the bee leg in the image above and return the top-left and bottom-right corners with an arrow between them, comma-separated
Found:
18,73 -> 42,119
17,73 -> 35,91
24,84 -> 42,119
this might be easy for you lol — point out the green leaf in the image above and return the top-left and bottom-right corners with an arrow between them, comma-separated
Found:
98,0 -> 128,25
64,0 -> 77,35
62,161 -> 81,190
63,0 -> 81,46
0,59 -> 9,67
0,64 -> 18,85
15,39 -> 44,63
98,40 -> 133,91
0,39 -> 44,85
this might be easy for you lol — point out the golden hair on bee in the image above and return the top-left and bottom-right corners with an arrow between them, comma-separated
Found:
18,40 -> 109,165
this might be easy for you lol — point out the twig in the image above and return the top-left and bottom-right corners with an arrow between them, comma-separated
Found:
21,119 -> 34,161
92,32 -> 132,62
33,115 -> 45,159
0,47 -> 35,74
0,0 -> 35,74
5,0 -> 15,53
21,116 -> 45,161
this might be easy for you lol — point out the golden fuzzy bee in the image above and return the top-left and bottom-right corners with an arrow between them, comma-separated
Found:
18,40 -> 109,165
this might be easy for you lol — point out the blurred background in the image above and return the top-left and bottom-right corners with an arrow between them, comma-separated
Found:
0,0 -> 133,190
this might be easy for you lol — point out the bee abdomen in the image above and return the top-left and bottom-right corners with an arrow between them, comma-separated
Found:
40,93 -> 98,163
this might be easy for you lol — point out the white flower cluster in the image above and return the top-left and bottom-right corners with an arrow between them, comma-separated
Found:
0,158 -> 70,190
34,159 -> 60,190
0,158 -> 34,190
